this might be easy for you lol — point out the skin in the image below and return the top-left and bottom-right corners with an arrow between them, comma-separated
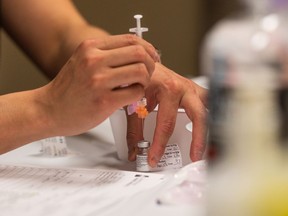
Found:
126,63 -> 208,166
1,0 -> 208,165
0,0 -> 157,152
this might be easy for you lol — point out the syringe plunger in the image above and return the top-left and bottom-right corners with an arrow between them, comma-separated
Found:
129,14 -> 148,38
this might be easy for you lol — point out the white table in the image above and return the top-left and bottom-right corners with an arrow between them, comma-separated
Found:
0,118 -> 205,216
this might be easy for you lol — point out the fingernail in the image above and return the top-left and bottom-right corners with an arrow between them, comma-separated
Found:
198,150 -> 204,159
128,149 -> 136,161
149,156 -> 158,168
192,150 -> 203,162
154,50 -> 161,63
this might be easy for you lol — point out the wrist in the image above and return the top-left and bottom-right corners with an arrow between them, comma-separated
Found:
0,87 -> 56,153
31,86 -> 59,138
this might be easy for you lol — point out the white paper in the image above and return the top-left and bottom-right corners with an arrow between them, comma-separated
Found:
40,136 -> 68,157
156,160 -> 207,205
151,143 -> 183,171
0,164 -> 165,216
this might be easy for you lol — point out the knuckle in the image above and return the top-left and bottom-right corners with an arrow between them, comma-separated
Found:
131,84 -> 145,100
133,45 -> 146,60
81,51 -> 104,68
135,63 -> 147,75
131,64 -> 150,87
126,129 -> 143,149
149,62 -> 156,74
77,39 -> 94,51
152,144 -> 166,159
191,106 -> 207,124
94,95 -> 110,108
198,108 -> 208,122
77,40 -> 104,67
136,86 -> 146,97
125,34 -> 139,45
126,131 -> 139,145
159,120 -> 175,137
91,73 -> 106,86
163,79 -> 182,95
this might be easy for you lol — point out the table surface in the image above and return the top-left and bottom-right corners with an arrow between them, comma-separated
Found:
0,76 -> 208,216
0,118 -> 205,216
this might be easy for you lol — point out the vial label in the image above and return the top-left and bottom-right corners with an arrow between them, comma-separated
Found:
41,136 -> 68,157
136,155 -> 150,172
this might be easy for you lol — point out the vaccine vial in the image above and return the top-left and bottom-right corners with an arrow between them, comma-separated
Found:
136,140 -> 150,172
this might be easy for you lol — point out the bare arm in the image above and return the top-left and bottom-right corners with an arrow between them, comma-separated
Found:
1,0 -> 208,162
0,32 -> 157,153
0,89 -> 54,153
2,0 -> 109,78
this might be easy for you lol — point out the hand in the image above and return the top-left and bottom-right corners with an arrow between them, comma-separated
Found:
126,63 -> 208,166
40,34 -> 159,136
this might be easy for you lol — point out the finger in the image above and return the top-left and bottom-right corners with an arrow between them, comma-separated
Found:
182,94 -> 207,162
109,84 -> 146,109
190,111 -> 207,161
144,86 -> 159,113
125,112 -> 144,161
92,34 -> 160,62
103,63 -> 151,90
148,99 -> 179,167
194,82 -> 209,108
104,45 -> 156,76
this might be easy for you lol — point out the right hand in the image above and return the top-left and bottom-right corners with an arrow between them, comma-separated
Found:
125,63 -> 208,165
40,34 -> 159,136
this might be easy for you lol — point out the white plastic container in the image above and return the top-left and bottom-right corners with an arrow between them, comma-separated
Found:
110,107 -> 193,166
109,76 -> 208,167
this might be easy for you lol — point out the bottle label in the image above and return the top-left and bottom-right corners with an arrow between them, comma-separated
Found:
151,143 -> 183,171
40,136 -> 68,157
136,155 -> 150,172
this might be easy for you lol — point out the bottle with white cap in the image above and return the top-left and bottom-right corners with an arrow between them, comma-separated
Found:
136,140 -> 150,172
202,0 -> 288,215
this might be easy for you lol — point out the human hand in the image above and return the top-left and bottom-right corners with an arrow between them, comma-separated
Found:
40,34 -> 159,136
126,63 -> 208,166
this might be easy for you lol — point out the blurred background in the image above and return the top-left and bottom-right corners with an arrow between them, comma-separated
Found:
0,0 -> 241,94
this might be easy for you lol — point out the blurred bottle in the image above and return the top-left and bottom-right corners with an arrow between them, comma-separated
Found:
202,0 -> 288,215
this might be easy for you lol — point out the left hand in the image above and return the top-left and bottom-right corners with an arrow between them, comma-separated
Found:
126,63 -> 208,167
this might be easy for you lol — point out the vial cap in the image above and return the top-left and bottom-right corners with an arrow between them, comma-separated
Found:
138,140 -> 150,148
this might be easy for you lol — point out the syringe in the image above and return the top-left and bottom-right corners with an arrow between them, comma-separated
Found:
127,14 -> 149,120
129,14 -> 148,38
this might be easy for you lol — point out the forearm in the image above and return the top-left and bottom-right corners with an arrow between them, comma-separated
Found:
46,23 -> 110,78
0,88 -> 55,153
2,0 -> 109,78
56,24 -> 110,77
